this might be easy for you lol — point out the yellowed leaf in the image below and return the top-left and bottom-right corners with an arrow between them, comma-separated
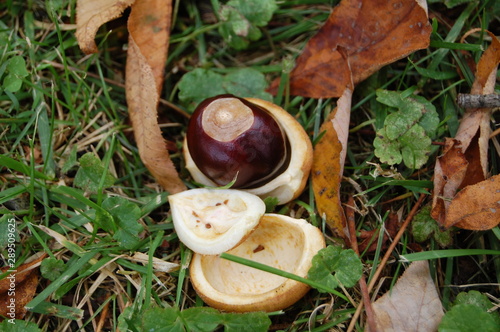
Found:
76,0 -> 135,54
311,85 -> 352,234
125,0 -> 186,194
370,261 -> 444,332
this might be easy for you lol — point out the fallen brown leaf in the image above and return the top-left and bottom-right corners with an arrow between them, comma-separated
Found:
269,0 -> 431,98
369,261 -> 444,332
431,32 -> 500,230
125,0 -> 186,194
0,254 -> 43,294
0,254 -> 45,321
444,174 -> 500,230
76,0 -> 135,54
0,272 -> 38,322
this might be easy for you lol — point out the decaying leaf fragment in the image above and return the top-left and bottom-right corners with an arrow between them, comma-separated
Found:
431,32 -> 500,230
269,0 -> 432,98
0,254 -> 45,321
76,0 -> 135,54
125,0 -> 186,194
369,261 -> 444,332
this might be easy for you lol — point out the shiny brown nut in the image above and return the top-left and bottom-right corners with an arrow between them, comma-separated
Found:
184,95 -> 312,204
186,94 -> 288,188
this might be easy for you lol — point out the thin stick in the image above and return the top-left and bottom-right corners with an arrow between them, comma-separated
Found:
96,293 -> 111,332
347,193 -> 427,332
345,196 -> 377,332
457,93 -> 500,109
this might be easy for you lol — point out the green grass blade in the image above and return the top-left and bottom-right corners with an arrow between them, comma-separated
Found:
0,155 -> 50,180
400,249 -> 500,262
220,253 -> 350,302
30,301 -> 84,320
25,251 -> 96,310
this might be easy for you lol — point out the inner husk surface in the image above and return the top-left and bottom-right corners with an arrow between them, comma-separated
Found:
200,215 -> 305,295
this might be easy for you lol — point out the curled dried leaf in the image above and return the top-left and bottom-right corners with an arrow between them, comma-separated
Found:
125,0 -> 186,194
76,0 -> 135,54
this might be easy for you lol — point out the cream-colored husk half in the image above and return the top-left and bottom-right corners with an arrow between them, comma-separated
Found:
184,98 -> 313,205
169,188 -> 265,255
190,214 -> 326,312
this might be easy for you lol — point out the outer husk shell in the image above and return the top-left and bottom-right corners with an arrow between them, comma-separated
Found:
184,98 -> 313,204
190,214 -> 326,312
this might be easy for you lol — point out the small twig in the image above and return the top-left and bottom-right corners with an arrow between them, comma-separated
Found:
457,93 -> 500,109
345,196 -> 377,332
347,193 -> 427,332
96,293 -> 111,332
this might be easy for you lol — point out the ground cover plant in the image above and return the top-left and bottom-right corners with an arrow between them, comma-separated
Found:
0,0 -> 499,331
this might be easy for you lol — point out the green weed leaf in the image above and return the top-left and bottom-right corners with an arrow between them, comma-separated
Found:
40,257 -> 66,281
7,56 -> 29,77
178,68 -> 272,112
221,312 -> 272,332
182,307 -> 222,332
374,89 -> 439,169
101,196 -> 143,250
399,125 -> 432,168
219,6 -> 252,50
3,74 -> 23,92
373,128 -> 403,165
230,0 -> 277,27
411,206 -> 452,247
142,307 -> 184,332
0,319 -> 42,332
222,68 -> 272,101
308,245 -> 363,292
453,291 -> 500,325
137,306 -> 270,332
74,152 -> 116,192
3,56 -> 30,92
439,304 -> 499,332
439,291 -> 500,332
218,0 -> 277,49
178,69 -> 226,109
